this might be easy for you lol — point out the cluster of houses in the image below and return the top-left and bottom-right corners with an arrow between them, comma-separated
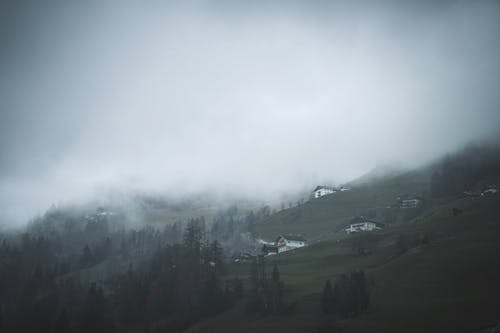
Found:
312,185 -> 350,199
257,219 -> 385,257
247,183 -> 493,258
237,181 -> 500,260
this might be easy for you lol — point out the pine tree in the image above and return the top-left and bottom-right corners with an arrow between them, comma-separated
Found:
209,241 -> 224,272
247,258 -> 262,313
270,264 -> 284,314
250,258 -> 259,292
272,264 -> 280,283
0,306 -> 4,333
54,308 -> 71,333
321,279 -> 335,314
80,244 -> 93,268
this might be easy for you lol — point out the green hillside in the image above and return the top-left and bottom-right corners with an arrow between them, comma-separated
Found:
254,167 -> 431,242
189,194 -> 500,333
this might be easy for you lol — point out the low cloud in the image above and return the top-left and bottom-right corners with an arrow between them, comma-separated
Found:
1,0 -> 500,226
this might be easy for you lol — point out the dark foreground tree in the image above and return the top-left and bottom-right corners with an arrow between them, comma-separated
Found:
247,259 -> 286,315
321,279 -> 334,314
79,283 -> 115,333
269,264 -> 284,314
327,270 -> 370,318
54,308 -> 71,333
0,307 -> 4,333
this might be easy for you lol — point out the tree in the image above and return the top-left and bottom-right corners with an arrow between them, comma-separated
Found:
351,234 -> 375,256
208,241 -> 224,272
183,223 -> 202,254
246,211 -> 257,239
269,264 -> 284,314
250,258 -> 259,291
54,308 -> 71,333
247,257 -> 262,313
321,279 -> 335,314
79,283 -> 115,333
80,244 -> 94,268
0,306 -> 4,333
272,264 -> 280,283
170,223 -> 181,244
396,235 -> 409,254
331,270 -> 370,318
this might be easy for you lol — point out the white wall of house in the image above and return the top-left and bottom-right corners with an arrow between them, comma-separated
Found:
286,240 -> 305,247
482,188 -> 498,195
275,237 -> 306,253
314,188 -> 336,198
400,198 -> 421,208
345,222 -> 380,234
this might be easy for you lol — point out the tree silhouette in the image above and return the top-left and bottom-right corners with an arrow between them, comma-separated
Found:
0,306 -> 4,333
321,279 -> 334,314
272,264 -> 280,283
54,308 -> 71,333
80,244 -> 93,268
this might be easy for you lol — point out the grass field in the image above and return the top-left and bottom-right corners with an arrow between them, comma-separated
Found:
254,167 -> 431,242
187,195 -> 500,333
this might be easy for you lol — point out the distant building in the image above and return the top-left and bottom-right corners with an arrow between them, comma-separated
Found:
482,186 -> 498,196
262,244 -> 279,255
463,190 -> 481,197
345,221 -> 382,234
233,252 -> 255,263
399,197 -> 422,209
275,235 -> 307,253
312,186 -> 337,199
257,238 -> 275,246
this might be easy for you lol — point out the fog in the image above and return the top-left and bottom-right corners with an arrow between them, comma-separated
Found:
1,0 -> 500,226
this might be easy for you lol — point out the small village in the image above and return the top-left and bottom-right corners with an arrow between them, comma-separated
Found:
242,183 -> 498,260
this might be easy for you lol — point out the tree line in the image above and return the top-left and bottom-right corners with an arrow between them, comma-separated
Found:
0,216 -> 244,333
321,270 -> 371,319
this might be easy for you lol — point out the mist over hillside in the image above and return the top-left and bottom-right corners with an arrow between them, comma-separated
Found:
2,0 -> 500,226
1,1 -> 500,332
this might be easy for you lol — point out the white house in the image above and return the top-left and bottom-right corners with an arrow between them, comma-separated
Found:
275,235 -> 307,253
399,197 -> 422,209
482,187 -> 498,196
312,186 -> 337,199
345,221 -> 381,234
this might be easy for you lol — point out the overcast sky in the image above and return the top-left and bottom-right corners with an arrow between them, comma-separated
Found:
1,0 -> 500,226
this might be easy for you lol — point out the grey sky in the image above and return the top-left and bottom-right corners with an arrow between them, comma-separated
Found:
1,0 -> 500,225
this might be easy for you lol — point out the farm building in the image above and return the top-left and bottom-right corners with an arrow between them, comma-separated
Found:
274,235 -> 307,253
345,220 -> 383,234
312,186 -> 337,198
399,197 -> 422,209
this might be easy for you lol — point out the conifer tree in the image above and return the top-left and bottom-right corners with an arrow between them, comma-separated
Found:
321,279 -> 335,314
54,308 -> 71,333
0,306 -> 4,333
272,264 -> 280,283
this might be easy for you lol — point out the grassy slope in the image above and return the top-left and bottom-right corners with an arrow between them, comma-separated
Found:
255,168 -> 431,242
188,195 -> 500,333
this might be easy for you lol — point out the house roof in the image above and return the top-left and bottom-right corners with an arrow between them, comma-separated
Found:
313,185 -> 337,192
346,217 -> 384,228
398,195 -> 424,201
277,234 -> 307,242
